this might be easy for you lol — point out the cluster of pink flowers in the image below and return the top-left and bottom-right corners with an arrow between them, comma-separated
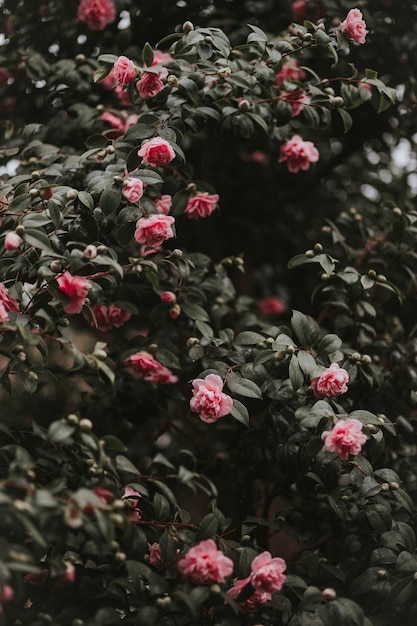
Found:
122,177 -> 144,203
91,304 -> 132,332
340,8 -> 368,45
310,363 -> 349,399
137,68 -> 167,99
282,90 -> 308,117
137,137 -> 176,168
258,296 -> 287,317
124,351 -> 178,384
112,56 -> 137,86
153,194 -> 172,215
228,551 -> 287,612
189,374 -> 233,423
134,214 -> 175,248
324,418 -> 367,460
57,271 -> 90,314
275,60 -> 306,88
122,486 -> 142,522
184,192 -> 220,220
177,539 -> 234,585
0,282 -> 19,322
279,135 -> 319,173
77,0 -> 116,30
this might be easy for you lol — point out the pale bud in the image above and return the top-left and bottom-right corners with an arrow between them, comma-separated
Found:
4,231 -> 21,250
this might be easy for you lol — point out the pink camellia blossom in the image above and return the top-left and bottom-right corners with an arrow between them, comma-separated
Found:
227,577 -> 272,613
113,55 -> 137,86
177,539 -> 234,585
57,271 -> 90,314
248,150 -> 269,165
122,486 -> 142,522
258,296 -> 287,317
190,374 -> 233,424
56,563 -> 76,588
152,50 -> 173,65
292,0 -> 325,24
324,418 -> 367,460
169,304 -> 181,319
4,231 -> 21,251
0,584 -> 14,614
0,282 -> 19,314
77,0 -> 116,30
137,137 -> 176,168
282,90 -> 308,117
250,551 -> 287,594
108,305 -> 131,328
340,8 -> 368,45
124,351 -> 178,384
149,542 -> 163,568
122,177 -> 144,203
137,69 -> 167,99
92,304 -> 112,331
154,195 -> 172,215
93,487 -> 115,505
160,291 -> 176,303
134,214 -> 175,248
0,303 -> 9,323
279,135 -> 319,173
100,111 -> 138,136
184,192 -> 219,220
275,60 -> 306,88
310,363 -> 349,399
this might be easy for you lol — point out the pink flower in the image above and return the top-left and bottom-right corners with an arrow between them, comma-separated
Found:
282,90 -> 308,117
160,291 -> 176,303
137,137 -> 176,168
169,304 -> 181,319
152,50 -> 173,65
124,351 -> 178,384
177,539 -> 234,585
100,111 -> 126,131
92,304 -> 112,331
0,283 -> 19,314
258,296 -> 287,317
310,363 -> 349,399
122,177 -> 144,203
227,577 -> 272,612
154,195 -> 172,214
134,214 -> 175,248
248,151 -> 269,165
137,69 -> 167,99
279,135 -> 319,173
93,487 -> 115,505
108,305 -> 131,328
190,374 -> 233,424
0,584 -> 14,614
57,271 -> 90,314
122,486 -> 142,522
4,231 -> 21,251
292,0 -> 325,23
0,303 -> 9,323
340,8 -> 368,45
324,418 -> 367,460
250,551 -> 287,594
77,0 -> 116,30
148,542 -> 163,568
56,563 -> 76,588
275,60 -> 306,87
113,56 -> 137,86
184,192 -> 219,219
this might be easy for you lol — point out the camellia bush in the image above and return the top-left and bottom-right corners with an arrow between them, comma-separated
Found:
2,1 -> 417,625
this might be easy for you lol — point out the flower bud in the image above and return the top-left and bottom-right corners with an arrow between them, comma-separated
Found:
167,74 -> 178,86
389,481 -> 399,490
49,260 -> 62,273
4,231 -> 21,250
361,354 -> 372,364
27,371 -> 39,382
377,569 -> 388,579
238,99 -> 251,112
67,414 -> 79,425
169,304 -> 181,319
332,96 -> 344,107
95,150 -> 107,162
160,291 -> 176,303
305,249 -> 314,257
217,67 -> 231,79
83,244 -> 98,259
114,551 -> 127,562
29,188 -> 39,197
368,269 -> 377,278
313,243 -> 323,254
66,189 -> 78,200
31,170 -> 41,180
148,343 -> 158,353
376,274 -> 387,282
392,207 -> 402,216
75,54 -> 86,63
350,352 -> 361,361
186,337 -> 199,347
183,21 -> 194,33
79,418 -> 93,431
322,588 -> 336,601
186,183 -> 197,193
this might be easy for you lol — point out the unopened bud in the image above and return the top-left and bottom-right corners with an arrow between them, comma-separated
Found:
183,21 -> 194,33
83,244 -> 98,259
79,418 -> 93,431
303,32 -> 313,42
27,371 -> 39,382
169,304 -> 181,318
392,207 -> 402,216
75,54 -> 86,63
305,249 -> 314,258
322,588 -> 336,600
361,354 -> 372,364
366,423 -> 379,434
114,551 -> 126,562
376,274 -> 387,282
186,183 -> 197,193
286,345 -> 296,354
95,150 -> 107,162
148,343 -> 158,353
172,249 -> 183,257
350,352 -> 361,361
49,260 -> 62,272
31,170 -> 41,180
368,269 -> 377,278
106,145 -> 115,154
377,569 -> 387,579
210,584 -> 221,594
217,67 -> 231,79
167,74 -> 178,87
66,189 -> 78,200
67,414 -> 79,425
332,96 -> 344,107
238,99 -> 251,112
389,481 -> 399,490
29,188 -> 39,197
313,243 -> 323,254
186,337 -> 199,347
16,351 -> 26,362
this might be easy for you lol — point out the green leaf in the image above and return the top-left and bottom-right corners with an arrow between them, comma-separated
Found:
289,354 -> 304,391
230,399 -> 249,426
22,228 -> 51,251
142,42 -> 154,67
234,331 -> 266,346
195,513 -> 218,541
181,302 -> 210,322
48,419 -> 75,443
99,185 -> 122,216
226,374 -> 262,400
337,108 -> 353,133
